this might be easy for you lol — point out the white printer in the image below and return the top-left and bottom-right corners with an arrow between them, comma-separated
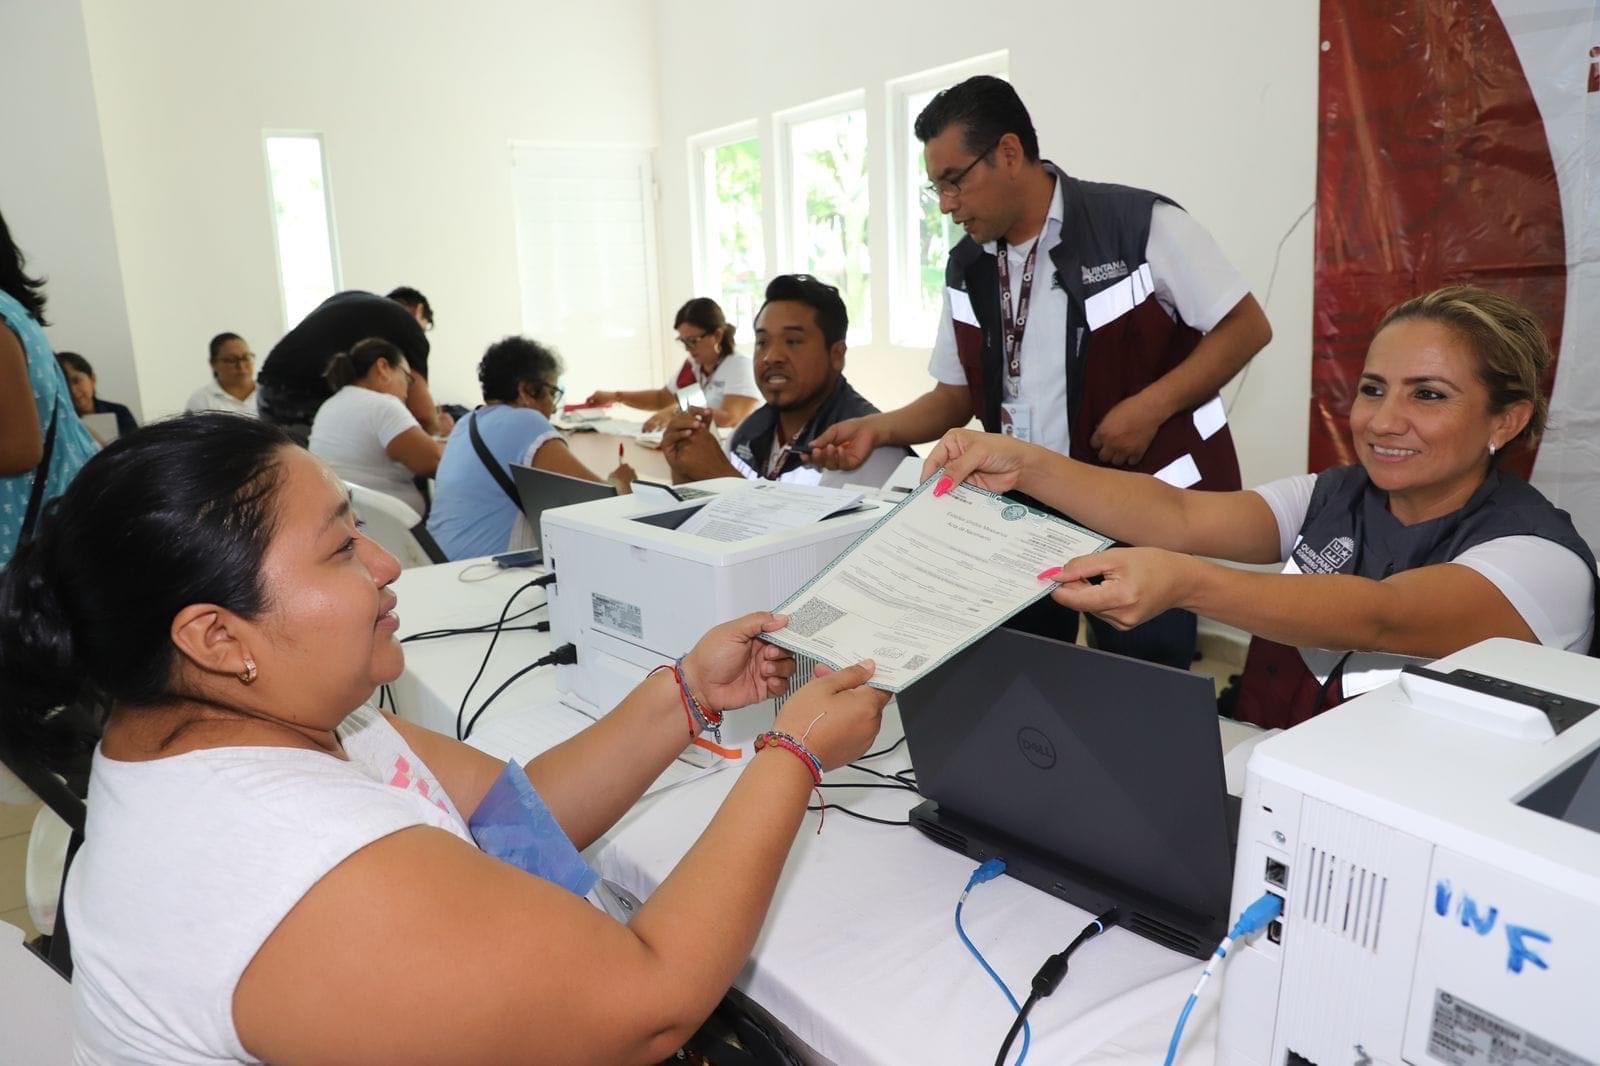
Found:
1218,638 -> 1600,1065
541,479 -> 891,749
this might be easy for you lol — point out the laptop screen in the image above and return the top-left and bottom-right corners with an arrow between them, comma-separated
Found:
899,626 -> 1234,924
509,464 -> 617,551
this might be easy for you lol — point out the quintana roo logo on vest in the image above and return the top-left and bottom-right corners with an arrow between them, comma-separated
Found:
1081,260 -> 1130,284
1292,535 -> 1355,575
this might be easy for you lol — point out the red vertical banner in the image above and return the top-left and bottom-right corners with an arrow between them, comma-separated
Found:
1313,0 -> 1568,480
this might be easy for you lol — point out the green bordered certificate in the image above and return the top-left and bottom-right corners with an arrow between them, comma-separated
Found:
765,472 -> 1112,692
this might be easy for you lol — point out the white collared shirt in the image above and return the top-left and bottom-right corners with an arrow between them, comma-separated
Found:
664,353 -> 761,411
929,182 -> 1248,459
184,381 -> 259,417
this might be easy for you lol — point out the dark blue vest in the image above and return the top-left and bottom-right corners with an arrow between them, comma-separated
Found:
1235,465 -> 1598,729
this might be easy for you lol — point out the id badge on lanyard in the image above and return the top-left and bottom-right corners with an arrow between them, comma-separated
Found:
999,401 -> 1033,441
997,237 -> 1040,442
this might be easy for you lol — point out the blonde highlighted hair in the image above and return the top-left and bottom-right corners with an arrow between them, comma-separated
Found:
1376,286 -> 1552,453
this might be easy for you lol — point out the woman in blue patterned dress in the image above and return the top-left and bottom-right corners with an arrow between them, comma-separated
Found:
0,209 -> 97,567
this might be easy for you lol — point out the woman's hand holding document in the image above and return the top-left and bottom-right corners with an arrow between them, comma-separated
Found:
764,471 -> 1111,691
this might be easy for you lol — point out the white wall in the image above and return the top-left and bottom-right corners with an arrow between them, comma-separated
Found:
654,0 -> 1320,488
0,0 -> 140,416
78,0 -> 660,419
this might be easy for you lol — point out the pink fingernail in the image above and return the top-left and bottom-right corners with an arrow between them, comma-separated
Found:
933,476 -> 954,497
1037,566 -> 1063,581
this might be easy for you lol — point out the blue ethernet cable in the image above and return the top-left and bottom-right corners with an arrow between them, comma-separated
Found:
955,858 -> 1030,1066
1163,891 -> 1285,1066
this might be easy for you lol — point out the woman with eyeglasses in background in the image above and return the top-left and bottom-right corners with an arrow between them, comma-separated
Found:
587,297 -> 761,433
308,337 -> 443,516
185,332 -> 259,416
428,335 -> 635,560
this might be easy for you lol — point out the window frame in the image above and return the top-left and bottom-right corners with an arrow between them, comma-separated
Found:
687,120 -> 766,346
885,52 -> 1009,348
774,89 -> 872,343
261,131 -> 343,332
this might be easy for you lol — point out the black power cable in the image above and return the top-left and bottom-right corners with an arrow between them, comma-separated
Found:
856,735 -> 907,761
994,907 -> 1120,1066
461,643 -> 577,740
401,603 -> 547,643
803,802 -> 912,827
453,574 -> 555,740
404,621 -> 548,644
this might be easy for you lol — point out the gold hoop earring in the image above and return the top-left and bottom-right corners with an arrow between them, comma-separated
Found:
238,658 -> 258,685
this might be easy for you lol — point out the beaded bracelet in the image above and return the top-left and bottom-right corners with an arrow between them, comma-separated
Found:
753,730 -> 823,784
674,656 -> 723,732
648,662 -> 723,743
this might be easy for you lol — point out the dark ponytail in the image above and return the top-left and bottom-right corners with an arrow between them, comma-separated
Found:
323,336 -> 404,391
0,415 -> 291,762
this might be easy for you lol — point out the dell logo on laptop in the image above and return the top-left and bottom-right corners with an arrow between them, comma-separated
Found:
1017,727 -> 1057,769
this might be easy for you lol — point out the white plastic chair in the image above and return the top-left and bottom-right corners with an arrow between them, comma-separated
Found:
26,806 -> 71,936
343,482 -> 445,568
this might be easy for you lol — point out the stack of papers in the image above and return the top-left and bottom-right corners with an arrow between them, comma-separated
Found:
764,473 -> 1111,691
676,482 -> 865,543
553,413 -> 652,437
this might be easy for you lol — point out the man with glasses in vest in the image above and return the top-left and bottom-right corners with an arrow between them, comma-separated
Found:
809,76 -> 1273,668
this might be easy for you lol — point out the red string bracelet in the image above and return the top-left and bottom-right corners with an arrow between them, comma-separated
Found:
755,730 -> 827,834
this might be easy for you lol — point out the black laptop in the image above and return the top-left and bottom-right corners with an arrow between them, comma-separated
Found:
510,464 -> 618,560
899,627 -> 1238,958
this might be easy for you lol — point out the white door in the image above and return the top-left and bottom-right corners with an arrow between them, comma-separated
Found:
508,145 -> 662,405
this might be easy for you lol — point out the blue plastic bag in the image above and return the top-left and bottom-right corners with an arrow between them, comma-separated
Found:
468,760 -> 599,898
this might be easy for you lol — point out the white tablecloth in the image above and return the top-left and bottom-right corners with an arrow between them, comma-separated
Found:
392,559 -> 1243,1065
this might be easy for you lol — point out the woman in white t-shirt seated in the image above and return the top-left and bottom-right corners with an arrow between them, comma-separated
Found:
0,414 -> 888,1063
587,297 -> 761,433
184,332 -> 258,416
926,286 -> 1597,729
308,336 -> 442,515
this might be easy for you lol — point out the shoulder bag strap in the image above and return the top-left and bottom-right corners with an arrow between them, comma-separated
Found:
20,408 -> 59,543
467,411 -> 524,510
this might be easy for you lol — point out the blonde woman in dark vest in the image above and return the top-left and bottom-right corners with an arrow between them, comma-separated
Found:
925,286 -> 1596,727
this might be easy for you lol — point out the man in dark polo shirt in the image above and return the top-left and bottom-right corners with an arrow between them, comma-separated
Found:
257,287 -> 440,443
662,274 -> 910,487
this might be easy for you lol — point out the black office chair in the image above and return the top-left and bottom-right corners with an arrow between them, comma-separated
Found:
0,715 -> 91,982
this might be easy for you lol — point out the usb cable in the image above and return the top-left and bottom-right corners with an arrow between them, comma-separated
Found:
1163,892 -> 1284,1066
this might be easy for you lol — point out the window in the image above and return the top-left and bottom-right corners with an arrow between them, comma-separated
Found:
893,87 -> 959,348
691,128 -> 765,339
509,145 -> 661,404
781,97 -> 871,340
264,134 -> 340,330
888,54 -> 1008,347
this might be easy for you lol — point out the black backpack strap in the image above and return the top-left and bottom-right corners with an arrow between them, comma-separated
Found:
408,521 -> 449,564
20,408 -> 59,543
467,411 -> 524,510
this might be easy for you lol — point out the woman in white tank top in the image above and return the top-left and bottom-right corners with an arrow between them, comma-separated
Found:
0,414 -> 888,1064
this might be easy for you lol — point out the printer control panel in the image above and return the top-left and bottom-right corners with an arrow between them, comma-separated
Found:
1403,665 -> 1597,734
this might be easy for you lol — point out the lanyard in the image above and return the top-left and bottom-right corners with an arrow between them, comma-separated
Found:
995,237 -> 1041,383
764,415 -> 818,480
764,428 -> 801,480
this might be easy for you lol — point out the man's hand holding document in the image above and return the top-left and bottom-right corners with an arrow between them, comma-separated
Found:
764,471 -> 1111,691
